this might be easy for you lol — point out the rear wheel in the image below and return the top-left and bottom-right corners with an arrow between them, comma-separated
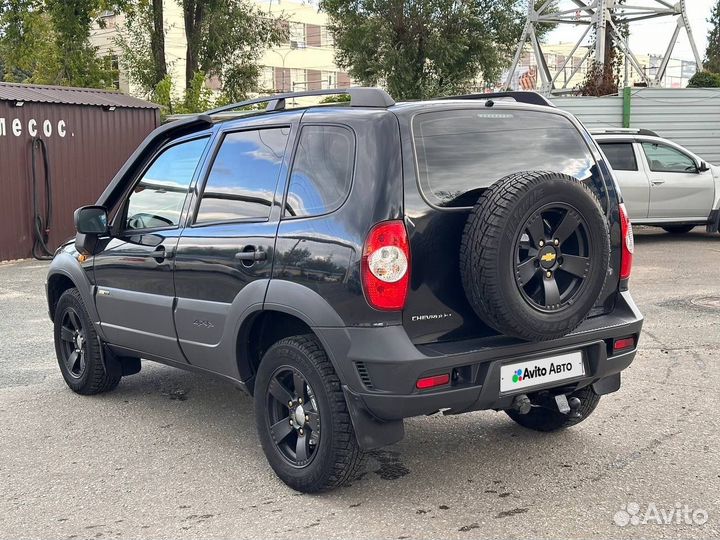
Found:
662,225 -> 695,234
506,386 -> 601,432
53,288 -> 121,394
254,335 -> 366,492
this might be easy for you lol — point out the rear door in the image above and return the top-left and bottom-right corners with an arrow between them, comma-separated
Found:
173,116 -> 297,376
641,141 -> 714,220
93,136 -> 210,360
598,140 -> 649,220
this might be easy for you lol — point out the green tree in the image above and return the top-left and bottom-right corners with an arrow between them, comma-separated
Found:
0,0 -> 121,87
705,0 -> 720,73
180,0 -> 286,102
115,0 -> 168,93
687,70 -> 720,88
319,0 -> 542,100
0,0 -> 59,83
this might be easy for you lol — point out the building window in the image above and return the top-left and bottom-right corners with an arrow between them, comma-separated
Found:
306,24 -> 321,47
289,22 -> 306,48
320,26 -> 334,47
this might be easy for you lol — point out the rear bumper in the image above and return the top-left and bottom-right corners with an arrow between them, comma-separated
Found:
316,291 -> 643,449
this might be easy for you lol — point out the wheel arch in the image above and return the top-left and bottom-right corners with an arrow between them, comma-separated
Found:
236,280 -> 349,394
46,252 -> 101,328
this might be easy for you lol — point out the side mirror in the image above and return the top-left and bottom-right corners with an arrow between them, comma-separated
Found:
74,205 -> 108,235
698,161 -> 710,173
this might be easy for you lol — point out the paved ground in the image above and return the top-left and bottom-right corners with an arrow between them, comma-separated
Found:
0,227 -> 718,540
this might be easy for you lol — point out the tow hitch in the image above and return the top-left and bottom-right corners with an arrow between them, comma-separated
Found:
511,392 -> 582,418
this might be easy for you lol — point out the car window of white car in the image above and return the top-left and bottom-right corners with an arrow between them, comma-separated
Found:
641,143 -> 697,174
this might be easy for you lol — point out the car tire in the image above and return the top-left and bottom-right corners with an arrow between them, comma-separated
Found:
53,288 -> 122,394
460,171 -> 610,341
661,225 -> 695,234
505,386 -> 601,432
254,334 -> 367,493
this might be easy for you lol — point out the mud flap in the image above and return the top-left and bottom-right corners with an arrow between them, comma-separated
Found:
592,372 -> 621,395
343,386 -> 405,450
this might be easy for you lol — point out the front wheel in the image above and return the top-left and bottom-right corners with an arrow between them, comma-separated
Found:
662,225 -> 695,234
254,335 -> 366,492
53,288 -> 121,394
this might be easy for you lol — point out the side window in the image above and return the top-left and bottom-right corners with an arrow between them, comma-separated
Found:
642,142 -> 696,173
284,125 -> 355,218
195,127 -> 290,224
125,137 -> 208,231
599,142 -> 637,171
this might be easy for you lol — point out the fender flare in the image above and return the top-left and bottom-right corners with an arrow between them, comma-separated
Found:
47,251 -> 105,340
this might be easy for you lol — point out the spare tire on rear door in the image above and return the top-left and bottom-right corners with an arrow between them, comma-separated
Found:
460,171 -> 610,341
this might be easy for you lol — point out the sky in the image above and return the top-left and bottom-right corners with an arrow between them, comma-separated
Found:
547,0 -> 715,62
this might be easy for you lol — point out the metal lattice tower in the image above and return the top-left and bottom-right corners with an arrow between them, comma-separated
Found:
505,0 -> 703,93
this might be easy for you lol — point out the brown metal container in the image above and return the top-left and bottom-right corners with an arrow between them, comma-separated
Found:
0,82 -> 159,261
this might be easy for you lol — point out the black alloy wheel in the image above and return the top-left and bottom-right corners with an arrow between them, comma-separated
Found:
58,307 -> 88,379
514,203 -> 591,312
265,366 -> 321,467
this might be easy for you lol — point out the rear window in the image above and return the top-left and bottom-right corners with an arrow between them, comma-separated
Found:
599,142 -> 638,171
413,109 -> 599,208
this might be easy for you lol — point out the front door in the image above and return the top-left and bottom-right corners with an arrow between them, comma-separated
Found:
173,123 -> 294,377
93,136 -> 210,361
641,141 -> 714,220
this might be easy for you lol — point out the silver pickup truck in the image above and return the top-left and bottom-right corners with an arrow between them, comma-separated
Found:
594,129 -> 720,234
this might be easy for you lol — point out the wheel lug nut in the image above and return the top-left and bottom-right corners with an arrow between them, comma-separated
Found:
546,271 -> 552,278
554,239 -> 559,246
305,415 -> 309,422
299,428 -> 304,436
288,400 -> 294,408
289,419 -> 294,426
539,240 -> 545,247
298,397 -> 303,404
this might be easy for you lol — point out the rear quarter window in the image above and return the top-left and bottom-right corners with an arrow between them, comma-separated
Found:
599,142 -> 638,171
413,109 -> 601,208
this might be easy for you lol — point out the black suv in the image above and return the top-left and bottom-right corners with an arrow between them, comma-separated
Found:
46,88 -> 643,492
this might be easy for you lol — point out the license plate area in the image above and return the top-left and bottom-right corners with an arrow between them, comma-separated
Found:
500,351 -> 585,394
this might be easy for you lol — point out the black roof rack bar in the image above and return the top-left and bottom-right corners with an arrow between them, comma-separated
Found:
438,91 -> 554,108
204,87 -> 395,115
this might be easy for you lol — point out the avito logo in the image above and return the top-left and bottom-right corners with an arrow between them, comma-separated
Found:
512,361 -> 574,384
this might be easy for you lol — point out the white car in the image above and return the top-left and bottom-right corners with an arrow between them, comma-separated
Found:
593,129 -> 720,234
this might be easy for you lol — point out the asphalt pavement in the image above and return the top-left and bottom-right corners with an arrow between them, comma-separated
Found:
0,226 -> 718,539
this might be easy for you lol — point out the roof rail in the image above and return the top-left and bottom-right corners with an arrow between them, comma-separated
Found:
590,127 -> 660,137
204,87 -> 395,116
437,91 -> 554,108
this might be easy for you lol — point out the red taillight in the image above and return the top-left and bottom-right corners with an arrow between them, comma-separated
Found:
619,203 -> 634,280
613,336 -> 635,352
361,220 -> 410,311
416,373 -> 450,390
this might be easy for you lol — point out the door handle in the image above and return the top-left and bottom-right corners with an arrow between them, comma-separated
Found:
235,248 -> 267,262
152,245 -> 174,261
651,179 -> 666,185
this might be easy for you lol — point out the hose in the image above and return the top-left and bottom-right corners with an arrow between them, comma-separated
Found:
31,137 -> 54,260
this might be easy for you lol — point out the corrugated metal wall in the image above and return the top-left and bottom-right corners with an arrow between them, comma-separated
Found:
0,102 -> 158,261
554,88 -> 720,165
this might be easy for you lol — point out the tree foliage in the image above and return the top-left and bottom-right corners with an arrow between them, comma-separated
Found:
115,0 -> 168,93
0,0 -> 120,87
687,70 -> 720,88
705,0 -> 720,73
319,0 -> 535,99
180,0 -> 286,99
117,0 -> 286,110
